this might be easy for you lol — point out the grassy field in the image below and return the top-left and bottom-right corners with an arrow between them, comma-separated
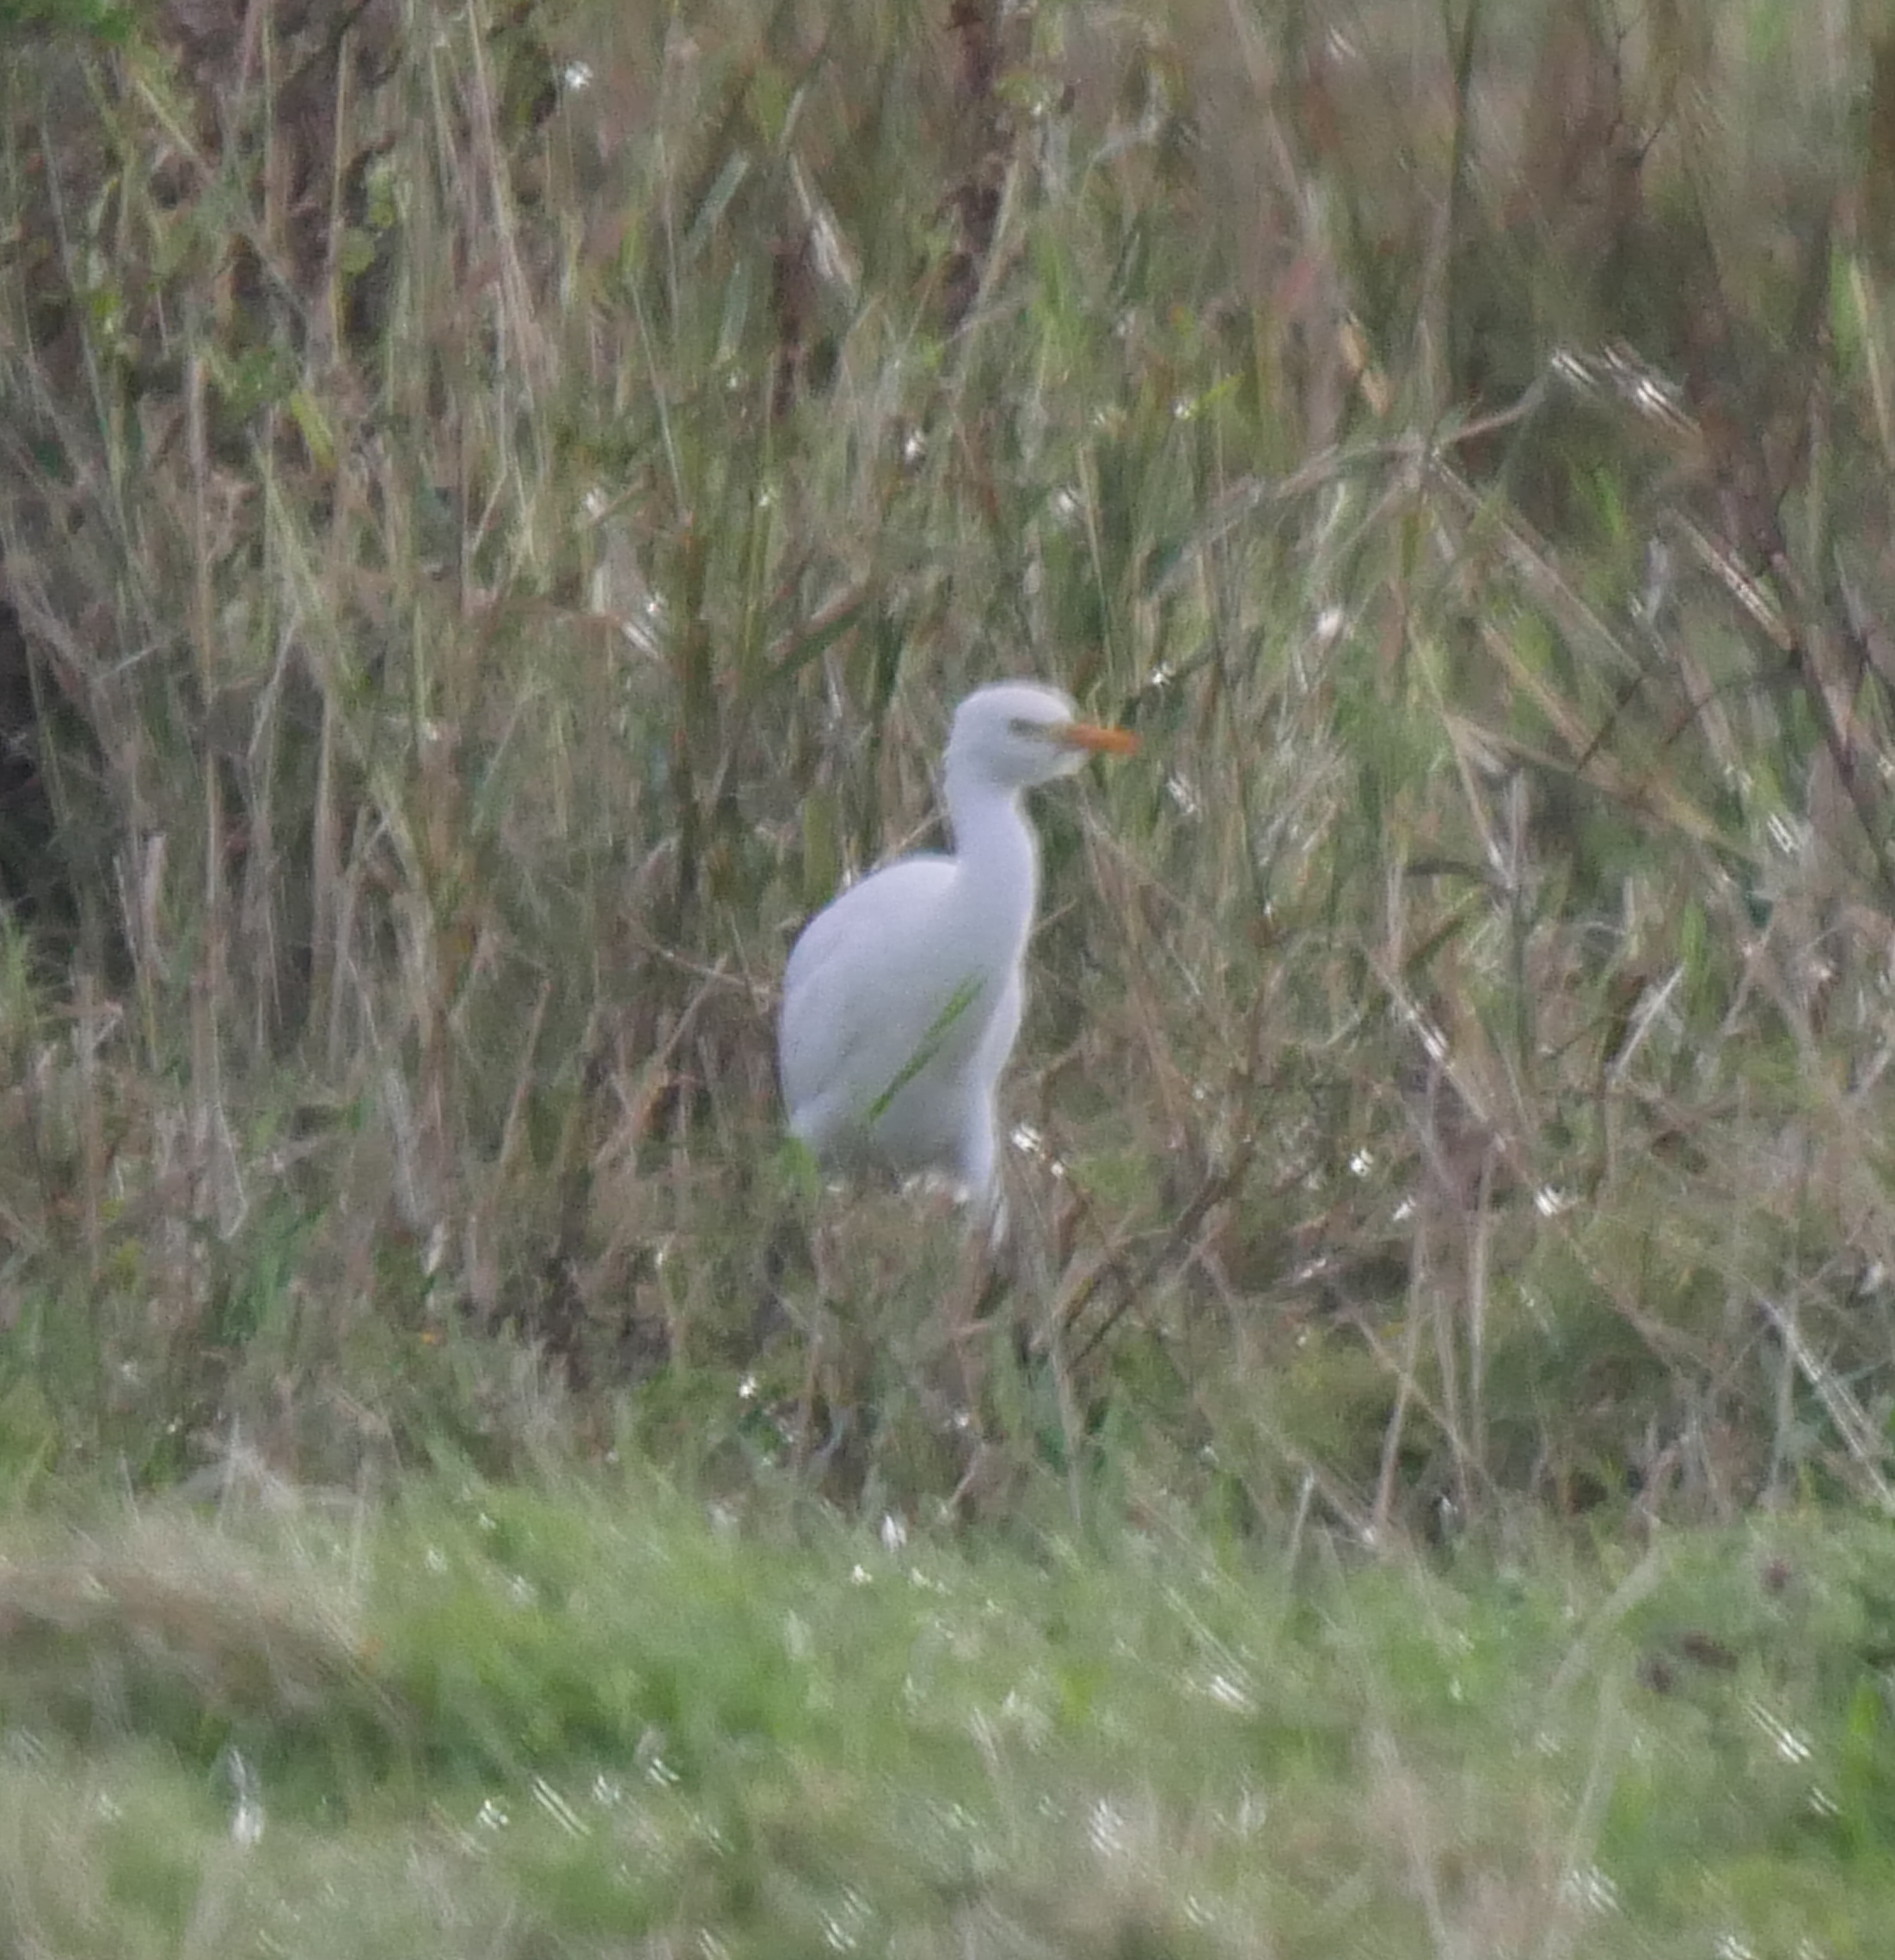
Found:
3,0 -> 1895,1948
4,1472 -> 1895,1957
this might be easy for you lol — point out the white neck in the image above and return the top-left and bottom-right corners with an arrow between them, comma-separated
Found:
943,756 -> 1040,968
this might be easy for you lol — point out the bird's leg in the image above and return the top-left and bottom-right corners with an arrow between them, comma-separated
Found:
946,1221 -> 1039,1521
789,1314 -> 823,1476
944,1234 -> 985,1420
788,1210 -> 842,1478
941,1203 -> 1013,1433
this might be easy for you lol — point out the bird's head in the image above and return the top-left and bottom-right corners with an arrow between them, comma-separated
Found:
948,681 -> 1138,790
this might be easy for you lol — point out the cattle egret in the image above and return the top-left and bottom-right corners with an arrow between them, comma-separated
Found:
779,681 -> 1138,1225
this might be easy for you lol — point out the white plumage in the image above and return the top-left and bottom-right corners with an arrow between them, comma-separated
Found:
778,681 -> 1137,1222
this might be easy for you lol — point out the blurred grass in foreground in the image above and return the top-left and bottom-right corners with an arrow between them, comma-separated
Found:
3,1473 -> 1894,1957
2,0 -> 1895,1523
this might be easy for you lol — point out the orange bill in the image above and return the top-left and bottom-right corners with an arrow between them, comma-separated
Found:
1056,720 -> 1139,756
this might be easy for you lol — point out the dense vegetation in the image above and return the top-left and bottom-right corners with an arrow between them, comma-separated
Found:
3,0 -> 1895,1951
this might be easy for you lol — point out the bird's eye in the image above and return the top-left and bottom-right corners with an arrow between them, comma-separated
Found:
1009,717 -> 1052,738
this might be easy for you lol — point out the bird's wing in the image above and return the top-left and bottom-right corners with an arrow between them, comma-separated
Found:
780,856 -> 955,1116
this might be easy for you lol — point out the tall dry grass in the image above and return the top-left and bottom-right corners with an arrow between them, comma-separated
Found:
2,0 -> 1894,1529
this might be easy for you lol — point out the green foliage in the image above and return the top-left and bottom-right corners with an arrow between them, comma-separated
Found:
0,0 -> 130,41
3,1483 -> 1895,1952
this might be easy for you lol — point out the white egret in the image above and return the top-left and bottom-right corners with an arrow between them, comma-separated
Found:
778,681 -> 1138,1225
